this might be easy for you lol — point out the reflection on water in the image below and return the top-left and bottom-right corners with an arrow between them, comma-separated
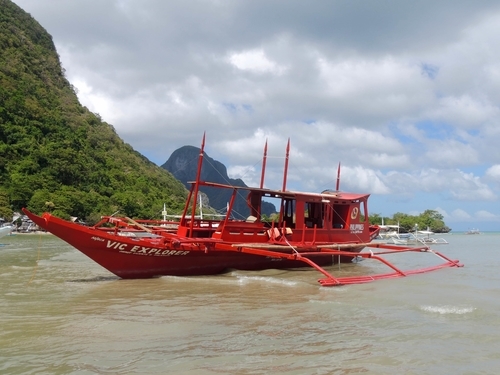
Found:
1,234 -> 500,374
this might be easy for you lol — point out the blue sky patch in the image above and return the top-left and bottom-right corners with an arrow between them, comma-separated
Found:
415,121 -> 454,140
420,63 -> 439,80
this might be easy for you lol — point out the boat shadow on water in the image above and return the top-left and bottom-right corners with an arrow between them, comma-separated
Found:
66,275 -> 121,283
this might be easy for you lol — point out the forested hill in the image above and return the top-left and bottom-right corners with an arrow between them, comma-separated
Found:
0,0 -> 188,223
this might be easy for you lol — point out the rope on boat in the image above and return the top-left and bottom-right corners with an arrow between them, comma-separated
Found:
283,236 -> 299,256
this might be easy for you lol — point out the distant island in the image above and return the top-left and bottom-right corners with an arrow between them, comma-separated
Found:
368,210 -> 451,233
161,145 -> 276,219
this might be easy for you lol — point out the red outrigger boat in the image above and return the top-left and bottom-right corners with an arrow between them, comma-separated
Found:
22,135 -> 462,286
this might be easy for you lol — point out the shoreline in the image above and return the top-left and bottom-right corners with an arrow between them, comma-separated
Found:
8,231 -> 52,235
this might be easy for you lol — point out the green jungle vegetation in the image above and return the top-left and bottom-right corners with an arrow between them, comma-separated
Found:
0,0 -> 188,223
369,210 -> 451,233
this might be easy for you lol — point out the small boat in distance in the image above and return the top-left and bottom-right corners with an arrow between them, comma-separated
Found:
376,219 -> 401,241
387,229 -> 448,246
465,228 -> 481,235
22,134 -> 462,286
0,225 -> 13,240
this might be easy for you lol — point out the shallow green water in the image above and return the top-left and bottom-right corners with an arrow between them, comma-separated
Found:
1,233 -> 499,374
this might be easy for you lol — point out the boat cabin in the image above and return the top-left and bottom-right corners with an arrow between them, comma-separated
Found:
175,135 -> 375,245
177,181 -> 373,245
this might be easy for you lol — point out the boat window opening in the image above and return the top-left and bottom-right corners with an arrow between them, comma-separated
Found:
257,195 -> 284,226
282,198 -> 296,229
305,201 -> 323,229
247,191 -> 262,221
360,201 -> 366,223
332,203 -> 349,228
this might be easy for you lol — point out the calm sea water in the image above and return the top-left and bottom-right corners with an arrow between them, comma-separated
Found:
1,233 -> 499,374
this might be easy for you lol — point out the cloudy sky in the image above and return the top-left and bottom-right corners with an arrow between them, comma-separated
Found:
13,0 -> 500,231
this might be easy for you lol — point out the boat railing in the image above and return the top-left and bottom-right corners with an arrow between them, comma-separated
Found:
174,218 -> 224,238
212,220 -> 269,241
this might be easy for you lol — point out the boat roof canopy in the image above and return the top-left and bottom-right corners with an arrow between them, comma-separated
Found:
188,180 -> 370,201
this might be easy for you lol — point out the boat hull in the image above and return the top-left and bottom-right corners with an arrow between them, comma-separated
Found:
21,209 -> 462,286
24,210 -> 346,279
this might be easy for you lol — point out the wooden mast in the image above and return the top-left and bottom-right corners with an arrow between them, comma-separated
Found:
189,132 -> 205,236
336,162 -> 341,191
282,138 -> 290,192
259,139 -> 268,189
279,138 -> 290,225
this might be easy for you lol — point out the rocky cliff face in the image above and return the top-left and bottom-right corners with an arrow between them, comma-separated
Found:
162,146 -> 276,218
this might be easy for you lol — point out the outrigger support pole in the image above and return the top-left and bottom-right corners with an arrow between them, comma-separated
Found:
234,245 -> 342,285
232,242 -> 463,287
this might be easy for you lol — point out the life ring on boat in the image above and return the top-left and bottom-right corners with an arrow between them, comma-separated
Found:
351,207 -> 359,220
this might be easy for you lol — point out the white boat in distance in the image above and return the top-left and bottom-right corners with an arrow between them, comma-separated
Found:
0,225 -> 13,240
465,228 -> 481,235
387,228 -> 448,246
377,219 -> 401,240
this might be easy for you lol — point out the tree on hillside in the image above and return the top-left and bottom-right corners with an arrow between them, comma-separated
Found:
369,209 -> 451,233
0,191 -> 13,221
